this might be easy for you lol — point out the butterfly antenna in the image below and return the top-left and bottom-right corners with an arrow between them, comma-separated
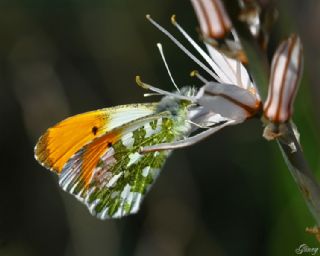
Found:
157,43 -> 180,92
135,76 -> 196,102
146,14 -> 221,82
186,119 -> 210,129
190,70 -> 208,83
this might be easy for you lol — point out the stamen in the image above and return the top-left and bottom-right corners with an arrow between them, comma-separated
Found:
157,43 -> 180,92
190,70 -> 208,83
135,76 -> 196,102
143,93 -> 161,97
146,14 -> 220,82
171,15 -> 227,83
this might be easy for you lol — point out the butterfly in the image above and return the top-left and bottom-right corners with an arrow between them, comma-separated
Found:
34,13 -> 261,219
35,84 -> 195,219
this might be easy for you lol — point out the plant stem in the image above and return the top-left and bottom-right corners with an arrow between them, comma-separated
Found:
278,122 -> 320,225
229,4 -> 320,227
224,0 -> 320,227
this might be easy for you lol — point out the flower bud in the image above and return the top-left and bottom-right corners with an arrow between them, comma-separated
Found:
263,34 -> 303,123
191,0 -> 232,39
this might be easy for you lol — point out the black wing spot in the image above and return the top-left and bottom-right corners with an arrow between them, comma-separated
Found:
107,142 -> 113,147
92,126 -> 98,135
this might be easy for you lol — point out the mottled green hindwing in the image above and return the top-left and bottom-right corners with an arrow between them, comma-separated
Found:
59,109 -> 190,219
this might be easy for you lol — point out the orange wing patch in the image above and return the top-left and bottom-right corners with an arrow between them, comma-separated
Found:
35,110 -> 109,173
80,131 -> 121,187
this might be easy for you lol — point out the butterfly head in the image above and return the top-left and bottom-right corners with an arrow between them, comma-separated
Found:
156,86 -> 197,114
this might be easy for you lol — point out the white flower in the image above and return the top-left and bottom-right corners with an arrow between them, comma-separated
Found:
141,1 -> 303,151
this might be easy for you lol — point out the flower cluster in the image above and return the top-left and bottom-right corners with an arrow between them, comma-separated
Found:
144,0 -> 303,146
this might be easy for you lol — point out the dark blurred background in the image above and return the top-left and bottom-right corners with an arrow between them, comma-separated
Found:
0,0 -> 319,255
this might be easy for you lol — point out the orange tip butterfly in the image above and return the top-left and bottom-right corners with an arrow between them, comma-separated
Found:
35,12 -> 261,219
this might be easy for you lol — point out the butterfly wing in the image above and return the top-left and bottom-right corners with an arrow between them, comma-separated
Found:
35,103 -> 157,173
58,112 -> 181,219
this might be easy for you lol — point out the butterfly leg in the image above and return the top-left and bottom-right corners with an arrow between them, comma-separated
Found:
140,120 -> 237,153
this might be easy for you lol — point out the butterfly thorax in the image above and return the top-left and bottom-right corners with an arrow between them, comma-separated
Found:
156,86 -> 195,137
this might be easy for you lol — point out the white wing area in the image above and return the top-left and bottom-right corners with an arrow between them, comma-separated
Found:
101,103 -> 157,131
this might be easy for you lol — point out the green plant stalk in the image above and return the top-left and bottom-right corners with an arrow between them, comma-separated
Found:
277,122 -> 320,225
229,7 -> 320,227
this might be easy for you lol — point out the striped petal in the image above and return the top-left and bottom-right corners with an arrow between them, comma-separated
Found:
263,34 -> 303,123
198,82 -> 261,121
205,44 -> 255,90
191,0 -> 231,39
189,0 -> 258,93
172,13 -> 257,92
